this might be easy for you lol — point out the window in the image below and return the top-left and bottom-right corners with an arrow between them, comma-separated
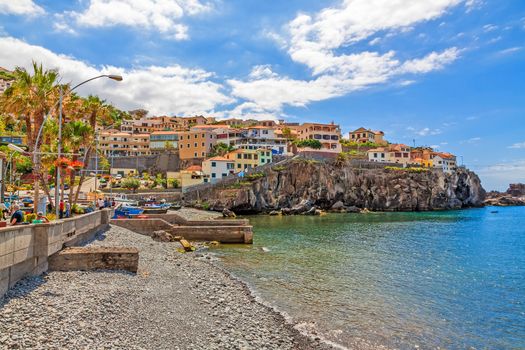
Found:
374,153 -> 378,158
180,144 -> 183,148
194,134 -> 198,139
202,134 -> 205,138
237,154 -> 242,159
211,173 -> 216,178
262,130 -> 268,134
202,142 -> 205,147
187,144 -> 190,148
202,152 -> 205,157
194,152 -> 197,157
381,153 -> 385,158
222,173 -> 227,178
237,164 -> 241,169
211,162 -> 217,167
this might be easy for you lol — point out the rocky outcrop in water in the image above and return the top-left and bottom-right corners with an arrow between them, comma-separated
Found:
484,183 -> 525,206
185,159 -> 486,213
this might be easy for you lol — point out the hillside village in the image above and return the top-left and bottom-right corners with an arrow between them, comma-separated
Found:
0,67 -> 458,192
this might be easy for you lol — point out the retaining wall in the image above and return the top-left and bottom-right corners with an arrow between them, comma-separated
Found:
0,209 -> 112,297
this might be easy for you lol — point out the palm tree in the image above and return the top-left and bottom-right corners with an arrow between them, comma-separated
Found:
71,95 -> 112,201
63,120 -> 93,205
0,62 -> 59,212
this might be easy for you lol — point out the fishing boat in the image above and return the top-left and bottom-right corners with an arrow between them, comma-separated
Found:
113,206 -> 144,219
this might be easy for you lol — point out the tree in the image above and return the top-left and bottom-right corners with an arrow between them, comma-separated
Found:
169,178 -> 180,189
165,141 -> 174,150
154,173 -> 167,188
281,127 -> 295,140
121,177 -> 140,192
210,142 -> 234,157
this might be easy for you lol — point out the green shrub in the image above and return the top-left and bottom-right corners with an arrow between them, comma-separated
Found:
293,139 -> 322,149
271,165 -> 287,172
245,172 -> 265,181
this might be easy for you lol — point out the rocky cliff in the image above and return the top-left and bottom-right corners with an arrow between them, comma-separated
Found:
185,159 -> 486,213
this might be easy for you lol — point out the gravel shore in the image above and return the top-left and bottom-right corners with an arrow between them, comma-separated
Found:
0,223 -> 331,349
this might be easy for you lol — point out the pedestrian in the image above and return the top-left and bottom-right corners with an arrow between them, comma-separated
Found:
9,204 -> 23,225
59,200 -> 64,219
98,197 -> 104,210
65,201 -> 71,218
111,198 -> 116,207
104,197 -> 109,208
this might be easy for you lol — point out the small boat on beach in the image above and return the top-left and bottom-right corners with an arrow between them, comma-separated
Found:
113,206 -> 144,219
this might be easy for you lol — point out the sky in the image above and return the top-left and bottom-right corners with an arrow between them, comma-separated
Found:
0,0 -> 524,190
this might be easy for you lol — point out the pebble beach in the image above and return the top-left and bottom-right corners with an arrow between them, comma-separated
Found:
0,210 -> 331,350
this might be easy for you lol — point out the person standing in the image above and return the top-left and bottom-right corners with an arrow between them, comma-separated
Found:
65,201 -> 71,218
59,200 -> 65,219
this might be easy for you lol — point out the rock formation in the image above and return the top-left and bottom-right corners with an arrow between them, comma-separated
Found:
185,158 -> 486,213
484,183 -> 525,206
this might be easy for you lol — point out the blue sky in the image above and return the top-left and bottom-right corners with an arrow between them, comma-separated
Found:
0,0 -> 524,190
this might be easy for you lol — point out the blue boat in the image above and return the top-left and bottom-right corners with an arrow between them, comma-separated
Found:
113,206 -> 144,219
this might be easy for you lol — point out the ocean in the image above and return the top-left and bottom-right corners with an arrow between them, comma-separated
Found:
212,207 -> 525,349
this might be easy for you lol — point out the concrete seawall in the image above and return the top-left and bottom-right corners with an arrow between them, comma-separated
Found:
110,212 -> 253,244
0,209 -> 112,297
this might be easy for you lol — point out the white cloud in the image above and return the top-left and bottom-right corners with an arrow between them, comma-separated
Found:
496,47 -> 523,56
368,37 -> 381,46
230,0 -> 464,116
400,48 -> 460,74
0,0 -> 44,16
407,127 -> 442,136
509,142 -> 525,149
460,137 -> 481,144
483,24 -> 498,32
63,0 -> 212,40
0,37 -> 233,116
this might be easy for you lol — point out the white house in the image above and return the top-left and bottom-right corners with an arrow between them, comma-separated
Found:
367,147 -> 389,162
202,156 -> 235,183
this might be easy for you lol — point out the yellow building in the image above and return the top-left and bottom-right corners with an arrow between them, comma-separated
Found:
225,148 -> 273,172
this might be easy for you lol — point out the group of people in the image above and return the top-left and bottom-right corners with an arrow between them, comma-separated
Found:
2,203 -> 49,226
96,197 -> 116,210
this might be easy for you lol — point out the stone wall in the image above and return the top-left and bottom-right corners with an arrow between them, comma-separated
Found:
0,209 -> 112,297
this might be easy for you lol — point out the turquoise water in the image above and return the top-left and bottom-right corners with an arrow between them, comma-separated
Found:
212,207 -> 525,349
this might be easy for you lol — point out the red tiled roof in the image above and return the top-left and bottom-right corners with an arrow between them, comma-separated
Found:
185,165 -> 202,171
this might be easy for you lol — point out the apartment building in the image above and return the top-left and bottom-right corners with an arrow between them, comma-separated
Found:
178,129 -> 217,160
99,131 -> 150,157
296,123 -> 342,153
175,116 -> 208,128
349,127 -> 387,145
202,157 -> 235,183
236,126 -> 289,155
150,131 -> 179,151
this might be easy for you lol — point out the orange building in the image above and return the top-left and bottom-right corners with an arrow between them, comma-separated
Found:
178,130 -> 217,160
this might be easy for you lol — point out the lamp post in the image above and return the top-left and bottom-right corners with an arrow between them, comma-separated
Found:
54,74 -> 123,218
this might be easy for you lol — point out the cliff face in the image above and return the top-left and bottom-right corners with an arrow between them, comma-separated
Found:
186,160 -> 486,213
